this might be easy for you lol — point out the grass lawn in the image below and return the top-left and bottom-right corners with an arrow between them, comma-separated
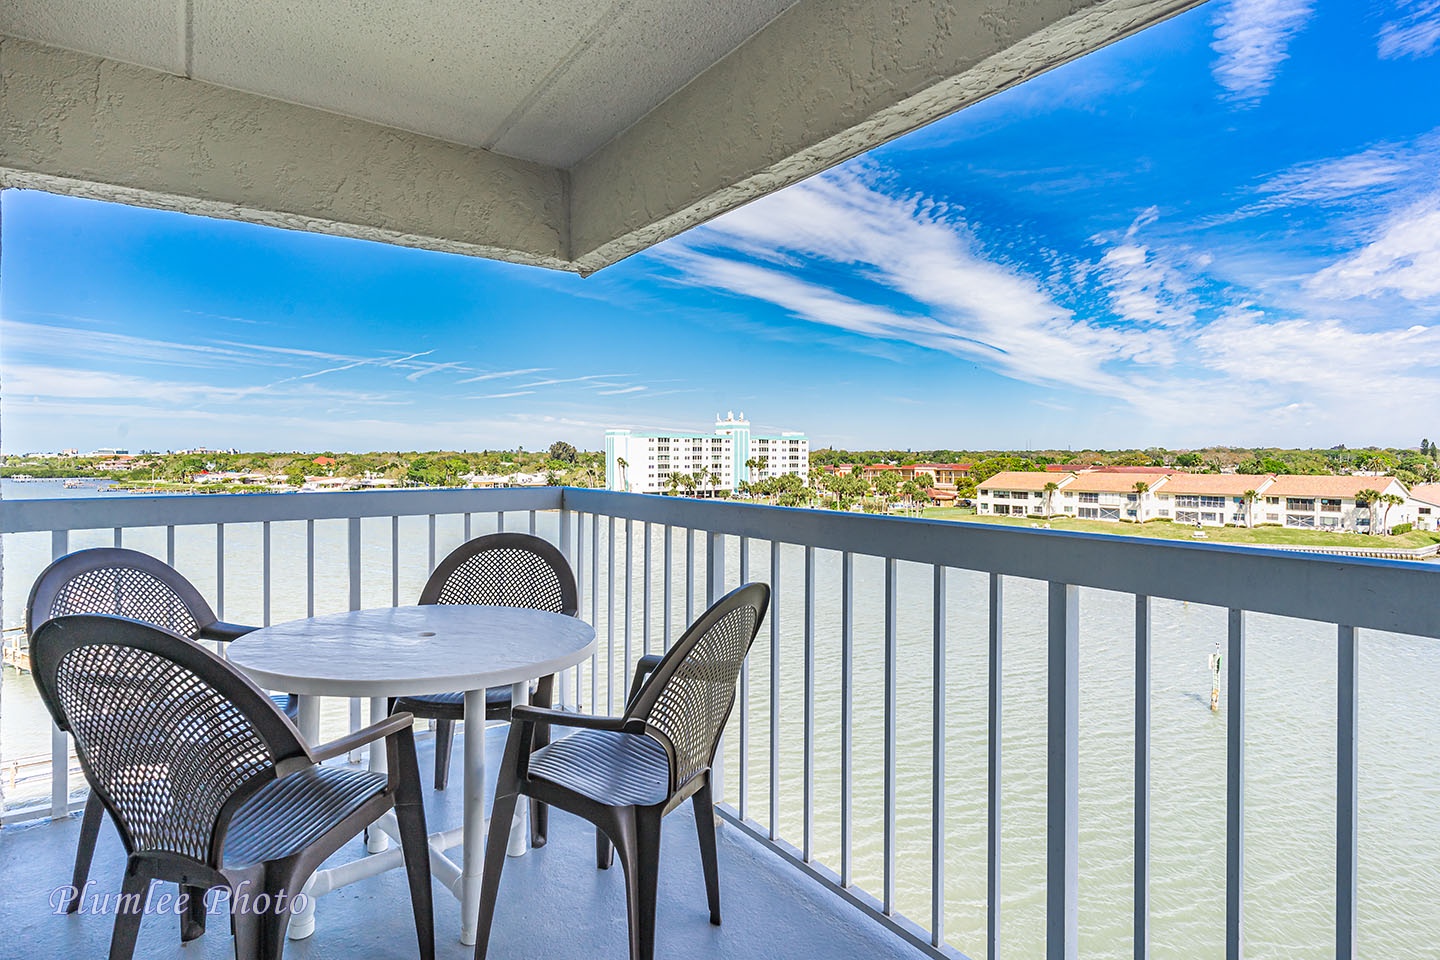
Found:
917,506 -> 1440,550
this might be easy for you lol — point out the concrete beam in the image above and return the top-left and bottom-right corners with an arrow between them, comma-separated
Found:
0,37 -> 569,269
570,0 -> 1204,273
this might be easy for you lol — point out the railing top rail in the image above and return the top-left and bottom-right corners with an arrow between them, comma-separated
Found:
0,486 -> 564,533
560,488 -> 1440,640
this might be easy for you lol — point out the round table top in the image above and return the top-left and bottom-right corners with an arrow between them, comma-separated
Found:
227,605 -> 597,698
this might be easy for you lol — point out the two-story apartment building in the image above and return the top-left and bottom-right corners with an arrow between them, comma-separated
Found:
1410,484 -> 1440,531
1152,473 -> 1272,526
975,471 -> 1074,517
1057,472 -> 1172,522
1262,475 -> 1413,532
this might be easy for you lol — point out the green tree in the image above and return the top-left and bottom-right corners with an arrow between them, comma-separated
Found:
1378,492 -> 1405,534
1042,480 -> 1059,517
1174,452 -> 1202,468
616,457 -> 629,492
1354,489 -> 1382,534
1241,489 -> 1257,529
548,440 -> 578,463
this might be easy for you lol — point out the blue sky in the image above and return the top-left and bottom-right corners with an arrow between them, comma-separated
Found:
4,0 -> 1440,454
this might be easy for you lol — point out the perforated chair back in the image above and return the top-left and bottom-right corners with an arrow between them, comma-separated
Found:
624,583 -> 769,793
419,533 -> 578,616
29,615 -> 307,867
27,547 -> 218,640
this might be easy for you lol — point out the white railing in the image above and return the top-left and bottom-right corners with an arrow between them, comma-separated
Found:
4,486 -> 1439,960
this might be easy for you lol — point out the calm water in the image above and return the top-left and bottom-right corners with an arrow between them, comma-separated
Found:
2,480 -> 1437,958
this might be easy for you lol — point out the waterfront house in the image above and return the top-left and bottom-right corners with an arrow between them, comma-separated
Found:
976,470 -> 1076,516
1262,475 -> 1413,533
1409,483 -> 1440,531
1152,473 -> 1275,527
1057,471 -> 1173,522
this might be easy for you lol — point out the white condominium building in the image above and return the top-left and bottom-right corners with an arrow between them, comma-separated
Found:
605,412 -> 809,494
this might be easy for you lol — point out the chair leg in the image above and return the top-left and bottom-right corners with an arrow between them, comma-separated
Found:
107,867 -> 149,960
474,778 -> 521,960
613,807 -> 663,960
434,719 -> 455,790
692,781 -> 721,925
394,729 -> 436,960
596,828 -> 613,870
180,884 -> 208,941
69,791 -> 105,912
529,676 -> 553,848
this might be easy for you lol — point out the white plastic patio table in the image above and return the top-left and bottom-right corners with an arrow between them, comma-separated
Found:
226,605 -> 597,946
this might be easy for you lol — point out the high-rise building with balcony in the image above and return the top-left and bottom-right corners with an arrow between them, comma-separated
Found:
605,412 -> 808,494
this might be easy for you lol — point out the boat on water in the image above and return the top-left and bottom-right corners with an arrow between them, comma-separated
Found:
62,479 -> 85,488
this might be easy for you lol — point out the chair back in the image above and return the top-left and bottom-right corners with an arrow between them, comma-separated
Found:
29,615 -> 307,867
624,583 -> 769,793
27,547 -> 218,640
420,533 -> 578,616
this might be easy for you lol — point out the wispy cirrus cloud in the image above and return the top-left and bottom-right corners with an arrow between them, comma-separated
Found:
1307,195 -> 1440,302
456,368 -> 548,384
1210,0 -> 1314,105
1379,0 -> 1440,59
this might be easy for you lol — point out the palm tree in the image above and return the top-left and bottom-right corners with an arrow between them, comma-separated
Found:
1042,480 -> 1059,517
1354,488 -> 1381,534
616,456 -> 629,492
708,469 -> 724,497
1132,481 -> 1149,522
1241,489 -> 1257,528
664,471 -> 680,496
1378,492 -> 1405,534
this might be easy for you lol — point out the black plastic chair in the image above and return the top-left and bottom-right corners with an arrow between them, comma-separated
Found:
474,582 -> 769,960
30,614 -> 435,960
26,547 -> 300,928
391,532 -> 578,845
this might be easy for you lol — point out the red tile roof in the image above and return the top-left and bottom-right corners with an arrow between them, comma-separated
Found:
1264,475 -> 1408,498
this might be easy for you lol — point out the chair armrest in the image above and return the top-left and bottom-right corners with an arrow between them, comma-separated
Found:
310,712 -> 415,762
625,654 -> 664,708
510,703 -> 626,732
199,620 -> 258,643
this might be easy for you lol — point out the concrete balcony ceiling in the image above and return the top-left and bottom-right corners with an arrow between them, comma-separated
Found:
0,0 -> 1201,274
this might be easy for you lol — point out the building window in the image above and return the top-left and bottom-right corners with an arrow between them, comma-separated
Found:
993,504 -> 1010,515
1320,499 -> 1342,512
1266,512 -> 1280,522
1286,498 -> 1315,511
1078,507 -> 1099,519
993,490 -> 1009,498
1176,495 -> 1199,508
1201,512 -> 1218,522
1064,505 -> 1075,513
1158,508 -> 1170,518
1176,510 -> 1199,524
1286,514 -> 1316,528
1012,491 -> 1028,500
1319,516 -> 1339,528
1266,496 -> 1280,505
1079,493 -> 1099,504
1200,496 -> 1225,509
1421,507 -> 1433,515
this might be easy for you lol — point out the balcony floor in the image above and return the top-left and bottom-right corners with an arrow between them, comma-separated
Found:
0,723 -> 928,960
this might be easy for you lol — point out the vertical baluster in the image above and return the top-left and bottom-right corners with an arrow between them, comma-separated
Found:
112,527 -> 122,548
932,565 -> 947,948
590,513 -> 599,715
663,525 -> 674,649
1227,608 -> 1246,960
573,512 -> 585,710
528,510 -> 537,536
464,512 -> 472,542
769,541 -> 781,841
428,515 -> 437,574
215,523 -> 226,622
643,522 -> 652,655
624,518 -> 633,684
883,557 -> 898,916
708,532 -> 727,803
166,525 -> 176,567
497,510 -> 506,533
306,520 -> 315,618
738,536 -> 751,821
988,573 -> 1003,958
841,551 -> 854,887
802,545 -> 816,861
50,530 -> 70,819
348,517 -> 362,611
1336,624 -> 1357,960
391,516 -> 400,607
262,521 -> 272,627
1047,582 -> 1079,960
685,528 -> 696,624
607,515 -> 616,714
1136,595 -> 1152,960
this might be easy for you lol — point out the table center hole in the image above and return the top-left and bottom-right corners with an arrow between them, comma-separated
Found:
417,631 -> 436,638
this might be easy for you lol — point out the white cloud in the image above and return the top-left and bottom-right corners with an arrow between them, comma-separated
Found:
1093,211 -> 1208,334
665,167 -> 1174,404
1307,195 -> 1440,301
1379,0 -> 1440,58
1210,0 -> 1314,105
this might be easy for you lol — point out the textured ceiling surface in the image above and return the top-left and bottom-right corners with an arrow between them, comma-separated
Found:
0,0 -> 797,168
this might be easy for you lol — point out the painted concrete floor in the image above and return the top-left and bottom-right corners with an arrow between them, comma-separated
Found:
0,724 -> 929,960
